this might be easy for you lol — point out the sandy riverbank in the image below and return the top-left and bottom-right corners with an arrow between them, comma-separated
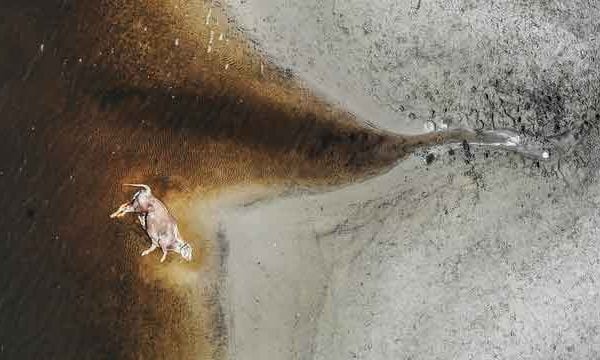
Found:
218,0 -> 600,358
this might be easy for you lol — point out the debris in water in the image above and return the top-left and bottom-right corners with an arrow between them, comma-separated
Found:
542,151 -> 550,159
425,120 -> 436,132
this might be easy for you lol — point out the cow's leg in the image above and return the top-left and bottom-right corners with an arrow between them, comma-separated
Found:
141,244 -> 157,256
159,240 -> 169,263
110,203 -> 135,218
137,214 -> 146,229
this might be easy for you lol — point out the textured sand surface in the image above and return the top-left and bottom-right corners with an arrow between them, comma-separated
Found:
220,153 -> 600,359
220,0 -> 600,359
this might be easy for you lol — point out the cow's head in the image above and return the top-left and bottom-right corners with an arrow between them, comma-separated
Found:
109,184 -> 152,218
126,184 -> 152,206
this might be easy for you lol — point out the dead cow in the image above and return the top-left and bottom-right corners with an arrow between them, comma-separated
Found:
110,184 -> 193,262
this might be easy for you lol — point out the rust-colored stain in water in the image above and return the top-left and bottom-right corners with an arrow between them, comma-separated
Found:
0,1 -> 440,359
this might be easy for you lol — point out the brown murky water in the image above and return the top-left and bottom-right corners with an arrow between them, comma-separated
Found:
0,1 -> 418,359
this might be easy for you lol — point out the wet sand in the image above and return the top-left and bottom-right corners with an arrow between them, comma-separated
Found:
221,1 -> 600,359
